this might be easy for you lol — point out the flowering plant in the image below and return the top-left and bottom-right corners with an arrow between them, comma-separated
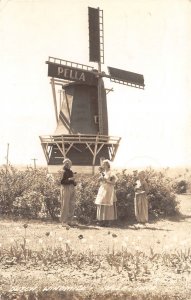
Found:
98,166 -> 105,177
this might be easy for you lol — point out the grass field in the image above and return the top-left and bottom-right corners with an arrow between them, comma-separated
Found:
1,194 -> 191,299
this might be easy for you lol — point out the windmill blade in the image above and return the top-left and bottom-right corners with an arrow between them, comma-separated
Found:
88,7 -> 104,63
107,66 -> 145,89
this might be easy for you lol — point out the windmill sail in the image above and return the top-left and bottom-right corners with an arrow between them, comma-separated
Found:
88,7 -> 104,63
108,66 -> 145,89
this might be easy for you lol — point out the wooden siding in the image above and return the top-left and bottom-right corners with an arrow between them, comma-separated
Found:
55,82 -> 108,135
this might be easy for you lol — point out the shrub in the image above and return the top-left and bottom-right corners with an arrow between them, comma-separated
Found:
0,166 -> 60,220
114,169 -> 179,221
0,166 -> 34,215
115,170 -> 136,221
73,168 -> 179,224
13,190 -> 44,218
173,180 -> 187,194
145,169 -> 179,218
74,174 -> 98,224
0,166 -> 179,223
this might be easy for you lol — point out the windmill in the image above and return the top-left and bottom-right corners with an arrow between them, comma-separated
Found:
40,7 -> 144,173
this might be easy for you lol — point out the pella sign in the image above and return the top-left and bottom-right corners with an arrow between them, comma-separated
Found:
46,62 -> 98,86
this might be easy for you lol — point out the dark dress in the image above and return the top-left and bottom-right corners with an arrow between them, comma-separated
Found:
60,168 -> 76,224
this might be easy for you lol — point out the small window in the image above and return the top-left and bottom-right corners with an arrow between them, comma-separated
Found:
94,115 -> 99,124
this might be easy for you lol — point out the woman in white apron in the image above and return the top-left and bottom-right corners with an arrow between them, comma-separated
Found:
95,160 -> 117,226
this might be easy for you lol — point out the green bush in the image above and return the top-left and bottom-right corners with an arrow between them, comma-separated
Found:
114,169 -> 179,221
0,166 -> 179,223
0,166 -> 33,215
0,166 -> 60,220
74,174 -> 98,224
145,169 -> 179,218
13,190 -> 44,218
173,180 -> 187,194
115,170 -> 136,221
72,169 -> 179,224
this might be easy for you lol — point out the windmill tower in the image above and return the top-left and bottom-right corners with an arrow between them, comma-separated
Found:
40,7 -> 145,173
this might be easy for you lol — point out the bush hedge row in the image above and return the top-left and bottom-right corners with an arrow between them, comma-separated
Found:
0,166 -> 180,223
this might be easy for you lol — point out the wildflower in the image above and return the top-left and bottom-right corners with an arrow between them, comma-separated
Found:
180,240 -> 187,246
173,236 -> 178,242
113,238 -> 118,244
89,244 -> 93,250
45,232 -> 50,237
10,238 -> 14,243
58,237 -> 63,242
112,233 -> 117,238
26,239 -> 30,243
122,241 -> 127,248
0,243 -> 2,247
81,238 -> 87,244
78,234 -> 83,240
164,245 -> 169,250
23,224 -> 28,229
66,239 -> 71,244
38,239 -> 43,244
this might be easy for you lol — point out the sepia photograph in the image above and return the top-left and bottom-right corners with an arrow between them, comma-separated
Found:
0,0 -> 191,299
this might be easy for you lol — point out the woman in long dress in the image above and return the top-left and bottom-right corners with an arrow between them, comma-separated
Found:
134,171 -> 149,223
95,160 -> 117,226
60,158 -> 76,226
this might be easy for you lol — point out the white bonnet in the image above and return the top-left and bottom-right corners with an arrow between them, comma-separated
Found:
63,158 -> 72,167
102,159 -> 111,168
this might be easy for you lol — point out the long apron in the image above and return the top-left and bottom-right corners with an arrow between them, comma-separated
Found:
96,202 -> 117,221
134,191 -> 148,223
60,185 -> 75,223
95,183 -> 117,221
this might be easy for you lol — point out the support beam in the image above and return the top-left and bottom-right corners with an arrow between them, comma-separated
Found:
51,78 -> 59,122
39,134 -> 120,168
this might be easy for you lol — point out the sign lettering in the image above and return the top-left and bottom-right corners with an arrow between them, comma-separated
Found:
47,62 -> 97,86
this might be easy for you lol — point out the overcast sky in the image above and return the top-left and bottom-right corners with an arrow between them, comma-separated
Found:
0,0 -> 191,169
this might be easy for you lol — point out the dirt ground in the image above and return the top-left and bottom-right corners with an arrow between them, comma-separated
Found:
1,194 -> 191,253
1,194 -> 191,299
